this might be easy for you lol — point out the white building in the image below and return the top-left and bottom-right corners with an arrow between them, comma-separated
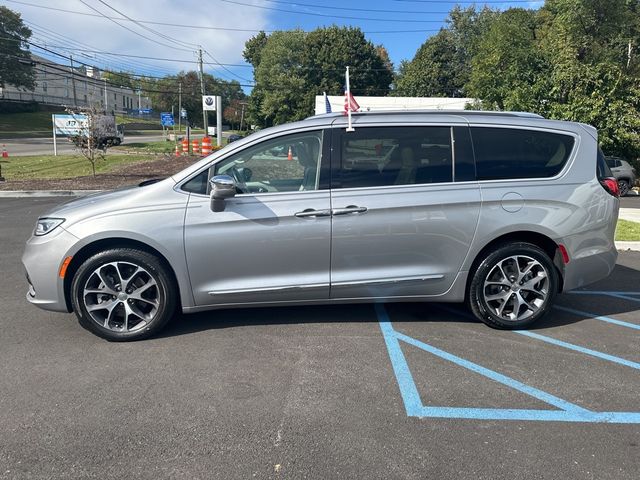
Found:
315,95 -> 473,115
0,55 -> 151,113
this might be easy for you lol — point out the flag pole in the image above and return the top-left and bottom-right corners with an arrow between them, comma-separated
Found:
346,66 -> 354,132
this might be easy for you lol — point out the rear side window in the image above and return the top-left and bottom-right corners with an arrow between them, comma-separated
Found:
337,126 -> 453,188
597,149 -> 613,179
471,127 -> 575,180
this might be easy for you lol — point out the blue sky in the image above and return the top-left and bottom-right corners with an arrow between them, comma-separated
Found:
2,0 -> 543,89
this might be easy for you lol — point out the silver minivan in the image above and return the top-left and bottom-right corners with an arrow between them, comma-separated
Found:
23,111 -> 620,341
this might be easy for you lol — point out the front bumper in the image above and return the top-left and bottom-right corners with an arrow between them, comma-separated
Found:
22,226 -> 79,313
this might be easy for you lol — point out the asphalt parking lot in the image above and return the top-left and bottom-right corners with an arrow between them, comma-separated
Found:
1,197 -> 639,479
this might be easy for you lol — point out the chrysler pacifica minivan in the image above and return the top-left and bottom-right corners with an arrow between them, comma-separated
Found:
23,111 -> 620,340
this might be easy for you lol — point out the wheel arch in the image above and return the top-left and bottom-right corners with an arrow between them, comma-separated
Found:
466,231 -> 565,297
63,237 -> 183,312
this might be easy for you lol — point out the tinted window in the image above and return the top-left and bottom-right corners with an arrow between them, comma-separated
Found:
338,127 -> 453,188
471,128 -> 575,180
182,170 -> 209,194
597,149 -> 613,179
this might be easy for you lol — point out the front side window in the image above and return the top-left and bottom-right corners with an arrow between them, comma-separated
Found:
338,127 -> 453,189
471,127 -> 575,181
182,131 -> 324,195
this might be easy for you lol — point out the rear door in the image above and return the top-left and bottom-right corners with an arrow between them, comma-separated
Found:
329,125 -> 481,299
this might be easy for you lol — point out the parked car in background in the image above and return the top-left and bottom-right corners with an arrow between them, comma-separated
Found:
605,156 -> 636,196
23,110 -> 620,341
226,133 -> 243,144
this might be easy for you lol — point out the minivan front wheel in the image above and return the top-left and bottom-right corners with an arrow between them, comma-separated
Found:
71,248 -> 177,341
468,243 -> 558,329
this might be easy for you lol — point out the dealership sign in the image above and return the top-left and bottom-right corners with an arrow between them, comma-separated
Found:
202,95 -> 217,111
52,114 -> 89,136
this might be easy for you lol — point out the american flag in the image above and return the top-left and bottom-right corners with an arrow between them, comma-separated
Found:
344,89 -> 360,114
323,92 -> 332,113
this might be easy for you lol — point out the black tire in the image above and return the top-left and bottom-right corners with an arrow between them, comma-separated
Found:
467,242 -> 558,330
618,179 -> 630,197
71,248 -> 177,341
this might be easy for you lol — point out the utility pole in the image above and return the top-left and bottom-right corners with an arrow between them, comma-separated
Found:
138,90 -> 141,111
103,78 -> 108,111
69,54 -> 78,107
239,102 -> 246,132
178,82 -> 182,133
198,48 -> 208,135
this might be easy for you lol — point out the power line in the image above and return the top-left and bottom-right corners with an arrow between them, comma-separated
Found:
219,0 -> 448,22
24,21 -> 177,76
76,0 -> 195,53
3,0 -> 442,33
94,0 -> 200,50
250,0 -> 449,14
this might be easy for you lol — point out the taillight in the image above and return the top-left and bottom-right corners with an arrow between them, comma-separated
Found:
600,177 -> 620,197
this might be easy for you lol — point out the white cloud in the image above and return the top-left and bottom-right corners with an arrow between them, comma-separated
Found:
12,0 -> 270,82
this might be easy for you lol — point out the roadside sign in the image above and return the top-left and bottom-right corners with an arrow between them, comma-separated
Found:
202,95 -> 217,111
138,108 -> 152,114
52,114 -> 89,136
180,108 -> 188,118
160,112 -> 175,127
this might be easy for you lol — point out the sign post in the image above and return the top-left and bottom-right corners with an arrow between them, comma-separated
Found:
202,95 -> 222,146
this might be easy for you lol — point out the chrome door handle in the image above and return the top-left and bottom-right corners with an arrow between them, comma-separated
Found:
332,205 -> 368,215
294,208 -> 332,218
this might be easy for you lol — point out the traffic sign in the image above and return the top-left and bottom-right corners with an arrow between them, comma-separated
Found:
160,112 -> 175,127
180,108 -> 188,118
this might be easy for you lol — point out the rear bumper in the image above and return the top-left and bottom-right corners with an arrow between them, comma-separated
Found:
562,245 -> 617,291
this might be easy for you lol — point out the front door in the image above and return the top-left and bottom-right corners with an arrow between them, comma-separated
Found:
329,125 -> 481,299
184,130 -> 331,306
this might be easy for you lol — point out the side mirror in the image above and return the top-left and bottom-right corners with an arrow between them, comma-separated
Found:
209,175 -> 236,212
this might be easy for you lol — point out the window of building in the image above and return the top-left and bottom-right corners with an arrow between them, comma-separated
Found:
470,127 -> 575,180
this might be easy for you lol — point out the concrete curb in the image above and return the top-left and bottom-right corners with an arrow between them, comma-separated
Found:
0,190 -> 102,198
615,241 -> 640,252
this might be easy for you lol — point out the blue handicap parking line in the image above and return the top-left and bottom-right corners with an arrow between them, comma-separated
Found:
554,305 -> 640,330
435,304 -> 640,370
569,290 -> 640,304
514,330 -> 640,370
376,304 -> 640,423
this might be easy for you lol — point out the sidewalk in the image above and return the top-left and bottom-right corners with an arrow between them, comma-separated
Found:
619,208 -> 640,223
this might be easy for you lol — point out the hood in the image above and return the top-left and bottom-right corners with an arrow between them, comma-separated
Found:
42,177 -> 179,224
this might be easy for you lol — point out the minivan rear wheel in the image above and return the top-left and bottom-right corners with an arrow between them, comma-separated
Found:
467,242 -> 558,329
71,248 -> 177,341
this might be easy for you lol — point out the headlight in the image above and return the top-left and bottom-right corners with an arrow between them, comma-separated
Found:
34,218 -> 65,236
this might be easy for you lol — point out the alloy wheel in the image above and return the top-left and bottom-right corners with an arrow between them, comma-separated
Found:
482,255 -> 549,322
82,261 -> 161,332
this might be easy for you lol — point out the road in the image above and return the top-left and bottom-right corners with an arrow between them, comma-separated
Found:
1,132 -> 219,157
1,197 -> 639,479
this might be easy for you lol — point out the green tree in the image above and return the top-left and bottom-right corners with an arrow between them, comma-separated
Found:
143,71 -> 245,128
0,6 -> 35,90
538,0 -> 640,158
394,30 -> 458,97
466,8 -> 549,112
244,26 -> 393,127
394,6 -> 497,97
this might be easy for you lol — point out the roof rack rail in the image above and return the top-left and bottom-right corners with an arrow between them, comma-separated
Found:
306,110 -> 544,120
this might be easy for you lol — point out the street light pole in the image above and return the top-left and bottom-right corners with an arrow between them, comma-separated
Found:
178,82 -> 182,133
